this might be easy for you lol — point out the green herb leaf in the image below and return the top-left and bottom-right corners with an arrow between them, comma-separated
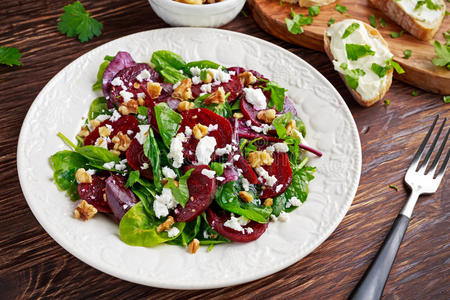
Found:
88,97 -> 111,120
92,55 -> 114,90
371,63 -> 389,78
308,6 -> 320,16
264,81 -> 286,112
403,49 -> 412,59
125,170 -> 141,188
415,0 -> 442,10
154,103 -> 182,149
76,145 -> 120,167
0,46 -> 22,66
412,90 -> 418,96
193,94 -> 232,118
167,216 -> 201,247
335,4 -> 348,13
444,31 -> 450,46
143,128 -> 162,190
387,58 -> 405,74
285,11 -> 313,35
391,31 -> 404,38
384,99 -> 391,105
342,23 -> 360,39
160,66 -> 187,84
210,162 -> 225,176
389,184 -> 398,191
443,95 -> 450,103
57,1 -> 103,42
285,18 -> 304,34
346,44 -> 376,61
379,18 -> 387,28
328,18 -> 336,26
151,50 -> 186,72
369,14 -> 377,28
432,41 -> 450,69
166,168 -> 194,208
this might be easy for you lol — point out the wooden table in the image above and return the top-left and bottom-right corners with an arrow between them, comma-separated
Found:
0,1 -> 448,299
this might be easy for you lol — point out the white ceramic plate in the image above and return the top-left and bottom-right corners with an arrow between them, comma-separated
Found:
17,28 -> 361,289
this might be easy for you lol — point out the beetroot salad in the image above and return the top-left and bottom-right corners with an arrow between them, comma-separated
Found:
50,50 -> 321,253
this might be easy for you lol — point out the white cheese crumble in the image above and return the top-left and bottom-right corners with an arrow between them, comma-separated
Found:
153,188 -> 178,218
195,136 -> 217,165
245,120 -> 252,127
103,161 -> 115,169
184,126 -> 192,138
96,114 -> 111,123
162,166 -> 177,179
86,169 -> 96,176
265,146 -> 275,154
111,77 -> 124,87
233,154 -> 240,161
109,110 -> 122,122
119,90 -> 134,103
216,176 -> 225,181
208,124 -> 218,131
173,81 -> 181,89
127,130 -> 134,135
242,178 -> 250,191
275,184 -> 283,193
115,159 -> 128,171
223,214 -> 252,234
201,169 -> 216,179
192,76 -> 202,85
209,68 -> 231,84
200,83 -> 212,93
229,71 -> 236,76
255,167 -> 277,187
168,133 -> 186,168
273,142 -> 289,153
244,88 -> 267,110
136,69 -> 151,82
135,125 -> 150,145
278,211 -> 289,222
190,66 -> 201,76
215,144 -> 233,156
141,163 -> 149,170
137,92 -> 146,99
166,227 -> 180,238
289,196 -> 302,207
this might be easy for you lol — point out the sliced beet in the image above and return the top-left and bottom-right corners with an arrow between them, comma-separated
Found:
126,139 -> 153,179
153,82 -> 180,110
105,174 -> 138,221
83,115 -> 139,151
109,63 -> 163,107
78,175 -> 111,213
236,119 -> 281,142
102,51 -> 136,104
191,73 -> 243,103
259,151 -> 293,199
206,208 -> 268,243
241,93 -> 297,126
173,165 -> 216,222
179,108 -> 233,163
234,155 -> 258,184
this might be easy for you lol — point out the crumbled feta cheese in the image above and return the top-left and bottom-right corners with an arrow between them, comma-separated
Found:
242,178 -> 250,191
86,169 -> 96,176
135,125 -> 150,145
270,214 -> 278,222
96,114 -> 111,122
229,71 -> 236,76
103,161 -> 115,169
223,214 -> 250,233
209,68 -> 231,83
278,211 -> 289,222
141,163 -> 149,170
275,184 -> 283,193
215,144 -> 232,156
195,136 -> 217,165
203,230 -> 210,239
251,126 -> 263,133
115,159 -> 128,171
137,114 -> 146,120
162,166 -> 177,179
119,90 -> 134,103
110,110 -> 122,122
136,69 -> 151,82
190,66 -> 201,76
246,227 -> 254,234
201,169 -> 216,179
127,130 -> 134,135
137,92 -> 146,99
208,124 -> 218,131
200,83 -> 212,94
255,167 -> 277,187
216,176 -> 225,181
184,126 -> 192,138
245,120 -> 252,127
95,137 -> 108,149
173,81 -> 181,89
266,146 -> 275,154
168,133 -> 186,168
153,188 -> 178,218
289,196 -> 302,207
111,77 -> 124,87
192,76 -> 202,85
233,154 -> 240,161
273,142 -> 289,153
243,88 -> 267,110
166,227 -> 180,238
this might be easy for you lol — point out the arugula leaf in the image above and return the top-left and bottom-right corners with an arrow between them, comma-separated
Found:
335,4 -> 348,13
154,103 -> 182,149
143,128 -> 162,191
391,31 -> 404,38
369,14 -> 377,28
210,162 -> 225,176
151,50 -> 186,72
264,81 -> 286,111
308,6 -> 320,16
328,18 -> 336,26
166,168 -> 194,208
160,66 -> 187,84
240,137 -> 262,156
403,49 -> 412,59
88,97 -> 111,120
0,46 -> 22,66
379,18 -> 387,28
342,23 -> 360,39
57,1 -> 103,42
432,41 -> 450,69
345,44 -> 376,61
92,55 -> 114,90
443,96 -> 450,103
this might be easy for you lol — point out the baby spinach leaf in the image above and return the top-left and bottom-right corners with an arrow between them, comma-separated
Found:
167,216 -> 201,246
126,170 -> 140,188
193,94 -> 232,118
131,183 -> 156,217
92,55 -> 114,91
143,128 -> 162,190
88,97 -> 111,120
160,66 -> 187,84
154,103 -> 182,149
119,202 -> 185,247
272,193 -> 287,217
151,50 -> 186,72
76,145 -> 120,166
185,60 -> 221,75
166,168 -> 194,208
284,165 -> 315,205
346,44 -> 376,61
215,181 -> 272,223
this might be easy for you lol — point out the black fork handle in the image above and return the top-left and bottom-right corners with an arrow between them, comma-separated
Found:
349,214 -> 410,300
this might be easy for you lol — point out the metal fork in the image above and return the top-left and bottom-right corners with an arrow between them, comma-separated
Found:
350,115 -> 449,300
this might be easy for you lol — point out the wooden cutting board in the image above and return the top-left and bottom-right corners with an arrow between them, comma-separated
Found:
247,0 -> 450,95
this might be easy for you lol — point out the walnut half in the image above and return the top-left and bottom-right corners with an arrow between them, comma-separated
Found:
74,200 -> 97,221
172,78 -> 193,101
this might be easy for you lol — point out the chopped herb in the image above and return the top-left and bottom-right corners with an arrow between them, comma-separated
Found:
57,1 -> 103,42
403,49 -> 412,59
285,11 -> 313,35
389,184 -> 398,191
308,6 -> 320,16
200,69 -> 208,81
384,99 -> 391,105
342,23 -> 360,39
280,0 -> 283,5
379,18 -> 387,27
285,18 -> 304,34
391,31 -> 404,38
346,44 -> 376,61
335,4 -> 348,13
371,58 -> 405,77
387,58 -> 405,74
446,11 -> 450,16
0,46 -> 22,66
443,31 -> 450,46
444,96 -> 450,103
369,14 -> 377,28
241,10 -> 248,17
340,63 -> 366,90
328,18 -> 335,26
412,90 -> 418,96
432,41 -> 450,69
415,0 -> 442,10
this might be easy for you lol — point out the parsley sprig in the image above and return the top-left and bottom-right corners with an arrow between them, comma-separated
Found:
432,41 -> 450,69
0,46 -> 22,67
58,1 -> 103,43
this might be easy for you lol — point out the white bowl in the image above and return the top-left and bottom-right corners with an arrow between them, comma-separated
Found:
149,0 -> 246,27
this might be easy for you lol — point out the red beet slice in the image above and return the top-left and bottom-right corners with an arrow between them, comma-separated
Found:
179,108 -> 233,163
105,174 -> 138,221
78,175 -> 111,213
206,208 -> 268,243
236,119 -> 281,142
191,73 -> 243,103
173,165 -> 216,222
109,63 -> 162,107
259,151 -> 293,199
126,139 -> 153,179
241,94 -> 298,126
103,51 -> 136,105
83,115 -> 139,151
234,155 -> 258,184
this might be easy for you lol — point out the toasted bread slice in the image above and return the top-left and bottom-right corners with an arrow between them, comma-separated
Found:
299,0 -> 336,6
370,0 -> 445,41
324,20 -> 393,107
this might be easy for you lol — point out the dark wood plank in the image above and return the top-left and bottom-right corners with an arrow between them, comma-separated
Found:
0,1 -> 448,299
